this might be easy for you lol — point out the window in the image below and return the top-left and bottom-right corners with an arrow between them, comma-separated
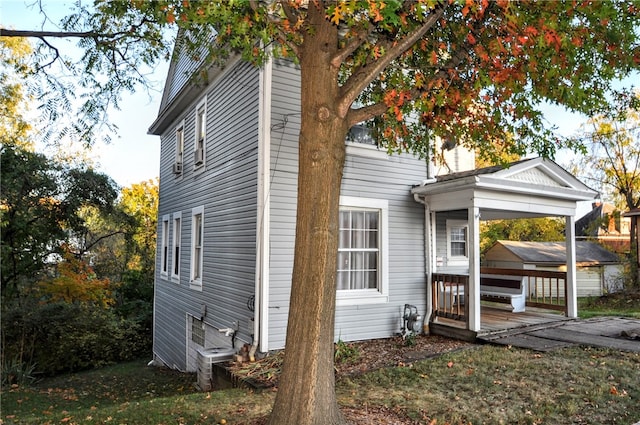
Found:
161,215 -> 170,276
336,196 -> 388,306
194,100 -> 206,168
190,206 -> 204,289
173,124 -> 184,176
172,212 -> 182,281
446,220 -> 468,265
191,316 -> 205,346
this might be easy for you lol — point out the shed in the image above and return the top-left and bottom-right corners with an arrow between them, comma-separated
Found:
484,240 -> 624,296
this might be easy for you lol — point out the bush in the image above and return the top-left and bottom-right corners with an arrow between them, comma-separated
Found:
1,300 -> 151,376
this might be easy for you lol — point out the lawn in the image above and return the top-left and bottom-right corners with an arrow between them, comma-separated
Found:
578,288 -> 640,319
2,344 -> 639,425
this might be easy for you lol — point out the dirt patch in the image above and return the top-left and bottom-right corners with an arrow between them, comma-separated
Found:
228,334 -> 473,389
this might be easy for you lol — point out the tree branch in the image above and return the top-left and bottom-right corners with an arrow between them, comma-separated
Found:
338,1 -> 447,119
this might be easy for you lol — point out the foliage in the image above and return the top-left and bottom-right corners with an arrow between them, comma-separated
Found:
0,36 -> 33,146
1,300 -> 150,377
571,92 -> 640,211
0,143 -> 119,299
480,217 -> 566,254
1,357 -> 37,388
334,339 -> 360,364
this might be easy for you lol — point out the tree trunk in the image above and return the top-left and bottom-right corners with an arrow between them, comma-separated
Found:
267,5 -> 349,425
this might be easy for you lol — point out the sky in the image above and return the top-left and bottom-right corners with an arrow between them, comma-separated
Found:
0,0 -> 613,193
1,0 -> 166,188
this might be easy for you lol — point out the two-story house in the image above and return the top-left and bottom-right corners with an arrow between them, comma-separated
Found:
149,46 -> 597,372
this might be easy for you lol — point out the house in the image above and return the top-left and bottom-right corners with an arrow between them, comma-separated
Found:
484,240 -> 624,296
575,202 -> 631,253
623,208 -> 640,272
148,45 -> 598,371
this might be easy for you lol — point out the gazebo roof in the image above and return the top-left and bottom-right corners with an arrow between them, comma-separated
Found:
411,157 -> 598,220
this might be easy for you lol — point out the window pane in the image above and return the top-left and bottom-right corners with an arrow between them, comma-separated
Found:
337,207 -> 381,291
337,271 -> 349,290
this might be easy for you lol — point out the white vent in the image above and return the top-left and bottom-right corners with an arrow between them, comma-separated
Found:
172,162 -> 183,174
194,148 -> 204,166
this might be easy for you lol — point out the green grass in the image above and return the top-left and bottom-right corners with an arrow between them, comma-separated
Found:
3,346 -> 639,425
578,288 -> 640,319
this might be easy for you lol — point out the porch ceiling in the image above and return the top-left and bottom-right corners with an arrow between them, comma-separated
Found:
411,157 -> 598,218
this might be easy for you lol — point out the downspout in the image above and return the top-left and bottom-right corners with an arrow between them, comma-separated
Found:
251,47 -> 273,361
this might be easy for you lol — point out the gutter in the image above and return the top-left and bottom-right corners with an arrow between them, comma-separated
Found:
251,46 -> 273,361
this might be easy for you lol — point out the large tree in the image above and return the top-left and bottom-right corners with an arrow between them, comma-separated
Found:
3,1 -> 639,423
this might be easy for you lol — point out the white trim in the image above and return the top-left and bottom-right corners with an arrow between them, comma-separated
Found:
161,214 -> 170,277
171,211 -> 182,282
255,51 -> 272,352
190,205 -> 204,290
336,196 -> 389,306
446,219 -> 468,266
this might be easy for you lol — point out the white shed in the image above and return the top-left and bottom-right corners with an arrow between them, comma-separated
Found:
484,240 -> 624,296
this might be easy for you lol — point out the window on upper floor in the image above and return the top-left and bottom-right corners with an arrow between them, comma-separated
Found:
190,206 -> 204,289
173,123 -> 184,176
336,196 -> 389,306
161,215 -> 170,277
194,100 -> 206,169
446,220 -> 468,266
172,212 -> 182,281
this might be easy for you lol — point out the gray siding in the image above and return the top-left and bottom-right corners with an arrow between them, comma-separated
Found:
267,60 -> 428,349
153,60 -> 260,371
434,210 -> 468,273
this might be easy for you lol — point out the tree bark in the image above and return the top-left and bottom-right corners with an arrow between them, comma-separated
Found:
267,4 -> 349,425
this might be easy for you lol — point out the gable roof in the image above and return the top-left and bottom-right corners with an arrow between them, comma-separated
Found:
487,240 -> 621,266
412,157 -> 599,220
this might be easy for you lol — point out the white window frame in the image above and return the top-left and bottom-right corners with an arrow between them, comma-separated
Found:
446,219 -> 468,266
171,212 -> 182,282
336,196 -> 389,306
190,206 -> 204,290
194,100 -> 206,170
161,215 -> 170,277
174,122 -> 184,176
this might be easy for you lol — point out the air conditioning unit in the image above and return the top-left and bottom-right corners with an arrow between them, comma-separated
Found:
172,162 -> 183,174
194,148 -> 204,166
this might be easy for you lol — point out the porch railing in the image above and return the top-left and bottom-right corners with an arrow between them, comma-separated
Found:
431,273 -> 469,326
430,268 -> 568,328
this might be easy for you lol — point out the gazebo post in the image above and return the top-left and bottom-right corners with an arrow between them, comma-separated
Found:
565,215 -> 578,318
468,206 -> 481,331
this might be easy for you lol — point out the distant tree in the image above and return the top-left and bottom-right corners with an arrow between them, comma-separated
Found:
570,92 -> 640,285
3,1 -> 639,423
480,217 -> 566,255
0,37 -> 33,147
0,143 -> 118,299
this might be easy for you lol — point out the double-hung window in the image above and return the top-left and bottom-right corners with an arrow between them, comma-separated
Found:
172,212 -> 182,281
173,123 -> 184,176
194,100 -> 206,169
190,206 -> 204,289
336,196 -> 388,306
161,215 -> 170,277
446,220 -> 468,266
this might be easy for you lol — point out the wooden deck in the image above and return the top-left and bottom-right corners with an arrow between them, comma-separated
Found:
429,302 -> 569,341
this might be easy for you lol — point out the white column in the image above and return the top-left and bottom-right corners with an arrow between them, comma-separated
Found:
565,215 -> 577,318
424,203 -> 433,333
468,207 -> 481,331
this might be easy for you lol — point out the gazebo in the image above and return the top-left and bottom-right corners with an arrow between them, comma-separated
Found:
411,157 -> 599,336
